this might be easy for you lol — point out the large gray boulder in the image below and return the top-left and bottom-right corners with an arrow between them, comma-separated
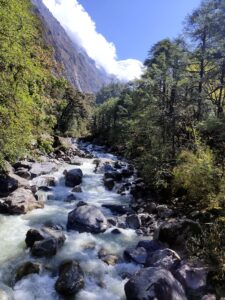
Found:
65,169 -> 83,187
0,188 -> 44,214
157,219 -> 202,247
67,204 -> 108,233
25,226 -> 66,257
55,260 -> 84,296
124,247 -> 148,265
125,267 -> 187,300
145,248 -> 181,271
30,162 -> 58,178
174,263 -> 208,296
126,214 -> 141,229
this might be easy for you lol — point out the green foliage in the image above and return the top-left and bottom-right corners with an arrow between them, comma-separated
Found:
37,135 -> 54,154
91,0 -> 225,293
57,87 -> 95,137
0,0 -> 93,165
95,83 -> 126,104
173,143 -> 220,207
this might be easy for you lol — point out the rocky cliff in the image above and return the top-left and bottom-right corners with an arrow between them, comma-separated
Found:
32,0 -> 112,93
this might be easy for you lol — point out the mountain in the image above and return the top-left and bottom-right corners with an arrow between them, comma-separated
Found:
32,0 -> 112,93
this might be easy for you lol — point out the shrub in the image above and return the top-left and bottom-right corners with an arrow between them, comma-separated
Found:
173,144 -> 221,208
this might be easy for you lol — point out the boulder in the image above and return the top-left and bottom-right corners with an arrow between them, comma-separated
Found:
111,228 -> 121,234
65,169 -> 83,187
157,219 -> 202,248
98,248 -> 119,266
147,202 -> 157,213
107,218 -> 117,227
0,174 -> 18,197
30,162 -> 58,178
102,204 -> 132,215
174,263 -> 208,293
55,260 -> 84,296
13,160 -> 32,170
14,168 -> 31,179
72,185 -> 82,193
116,182 -> 131,194
35,176 -> 56,188
0,188 -> 44,214
31,238 -> 58,257
101,254 -> 119,265
157,205 -> 174,218
117,215 -> 128,229
126,214 -> 141,229
76,201 -> 88,207
25,226 -> 66,257
124,247 -> 148,265
104,171 -> 122,182
103,178 -> 115,190
125,267 -> 187,300
145,248 -> 181,271
104,163 -> 114,173
64,194 -> 77,202
137,239 -> 165,252
114,161 -> 126,169
15,262 -> 41,282
69,157 -> 83,166
67,204 -> 108,233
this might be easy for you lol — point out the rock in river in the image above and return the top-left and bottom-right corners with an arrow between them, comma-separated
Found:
65,168 -> 83,187
25,226 -> 66,257
125,267 -> 187,300
15,262 -> 41,282
0,188 -> 44,214
55,260 -> 84,296
67,204 -> 108,233
30,162 -> 58,178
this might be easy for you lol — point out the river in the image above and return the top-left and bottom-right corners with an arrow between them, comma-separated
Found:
0,143 -> 144,300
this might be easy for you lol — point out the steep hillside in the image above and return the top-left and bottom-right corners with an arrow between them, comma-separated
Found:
32,0 -> 112,93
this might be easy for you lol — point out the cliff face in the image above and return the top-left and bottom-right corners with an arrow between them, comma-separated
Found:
32,0 -> 111,93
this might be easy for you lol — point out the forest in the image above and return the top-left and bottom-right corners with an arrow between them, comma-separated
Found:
93,0 -> 225,292
0,0 -> 94,166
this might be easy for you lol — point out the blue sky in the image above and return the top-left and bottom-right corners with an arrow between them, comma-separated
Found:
79,0 -> 201,62
44,0 -> 202,80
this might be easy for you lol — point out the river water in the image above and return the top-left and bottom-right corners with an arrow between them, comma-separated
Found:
0,145 -> 144,300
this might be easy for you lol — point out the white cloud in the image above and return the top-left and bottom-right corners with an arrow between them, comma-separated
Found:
42,0 -> 144,81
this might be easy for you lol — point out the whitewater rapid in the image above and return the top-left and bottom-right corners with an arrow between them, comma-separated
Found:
0,146 -> 143,300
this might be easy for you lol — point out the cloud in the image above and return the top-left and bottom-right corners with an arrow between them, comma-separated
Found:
42,0 -> 144,81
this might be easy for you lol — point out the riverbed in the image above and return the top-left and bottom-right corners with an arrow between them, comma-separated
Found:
0,144 -> 144,300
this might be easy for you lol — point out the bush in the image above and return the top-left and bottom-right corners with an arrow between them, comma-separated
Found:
37,135 -> 54,154
173,144 -> 221,208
